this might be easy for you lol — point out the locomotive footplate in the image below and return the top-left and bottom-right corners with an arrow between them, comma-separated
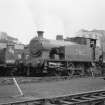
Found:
2,89 -> 105,105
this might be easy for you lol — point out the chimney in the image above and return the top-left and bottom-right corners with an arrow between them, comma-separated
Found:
56,35 -> 63,40
37,31 -> 44,38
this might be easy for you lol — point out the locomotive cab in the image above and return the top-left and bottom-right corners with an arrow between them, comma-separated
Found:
49,46 -> 65,60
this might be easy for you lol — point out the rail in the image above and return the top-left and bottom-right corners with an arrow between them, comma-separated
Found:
1,89 -> 105,105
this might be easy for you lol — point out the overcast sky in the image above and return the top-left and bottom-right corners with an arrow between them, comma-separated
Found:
0,0 -> 105,44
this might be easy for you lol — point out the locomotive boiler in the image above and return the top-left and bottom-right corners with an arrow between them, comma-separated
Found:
26,31 -> 103,76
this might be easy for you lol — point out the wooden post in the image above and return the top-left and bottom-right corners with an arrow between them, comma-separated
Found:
13,77 -> 24,96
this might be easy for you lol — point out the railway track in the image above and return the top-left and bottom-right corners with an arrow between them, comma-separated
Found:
1,89 -> 105,105
0,75 -> 103,86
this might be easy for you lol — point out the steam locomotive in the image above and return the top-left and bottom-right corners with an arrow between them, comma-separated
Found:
24,31 -> 105,76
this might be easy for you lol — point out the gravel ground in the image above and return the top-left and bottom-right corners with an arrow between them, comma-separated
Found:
0,77 -> 105,103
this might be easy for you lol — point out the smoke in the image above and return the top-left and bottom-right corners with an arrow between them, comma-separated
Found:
26,0 -> 65,39
26,0 -> 105,38
0,0 -> 105,43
